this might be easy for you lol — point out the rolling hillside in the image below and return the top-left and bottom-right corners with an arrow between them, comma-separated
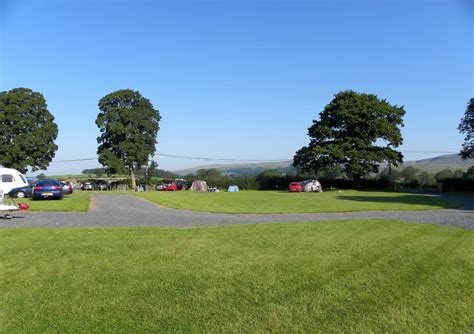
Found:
174,154 -> 473,176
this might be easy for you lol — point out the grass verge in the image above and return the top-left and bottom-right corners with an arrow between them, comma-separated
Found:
134,190 -> 461,213
1,220 -> 472,332
17,191 -> 90,212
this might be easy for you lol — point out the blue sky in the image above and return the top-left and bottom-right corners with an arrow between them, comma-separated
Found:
1,0 -> 472,174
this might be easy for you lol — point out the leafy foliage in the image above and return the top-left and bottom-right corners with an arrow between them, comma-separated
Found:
458,98 -> 474,159
293,91 -> 405,187
0,88 -> 58,173
399,166 -> 420,183
96,89 -> 161,188
464,166 -> 474,180
435,169 -> 454,181
417,171 -> 435,187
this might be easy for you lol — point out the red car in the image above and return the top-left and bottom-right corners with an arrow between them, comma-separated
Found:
288,182 -> 303,192
162,183 -> 177,191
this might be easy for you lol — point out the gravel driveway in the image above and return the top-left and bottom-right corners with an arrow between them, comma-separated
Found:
1,194 -> 473,229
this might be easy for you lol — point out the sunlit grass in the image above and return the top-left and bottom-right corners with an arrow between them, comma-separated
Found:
134,190 -> 461,213
1,220 -> 472,332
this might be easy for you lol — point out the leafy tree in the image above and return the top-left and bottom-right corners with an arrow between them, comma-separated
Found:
293,90 -> 405,188
96,89 -> 161,189
379,167 -> 401,182
82,168 -> 107,175
418,171 -> 435,187
458,98 -> 474,159
196,169 -> 222,179
0,88 -> 58,173
145,160 -> 158,184
453,169 -> 464,179
318,166 -> 345,179
434,169 -> 454,181
464,166 -> 474,180
399,166 -> 420,183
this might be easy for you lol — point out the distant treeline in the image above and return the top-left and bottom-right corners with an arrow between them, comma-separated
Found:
82,167 -> 179,179
82,165 -> 474,191
181,166 -> 474,191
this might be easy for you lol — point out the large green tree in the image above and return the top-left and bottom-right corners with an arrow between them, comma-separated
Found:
0,88 -> 58,173
293,90 -> 405,188
458,98 -> 474,159
96,89 -> 161,189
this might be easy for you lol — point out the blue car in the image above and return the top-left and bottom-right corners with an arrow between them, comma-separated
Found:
33,179 -> 64,200
8,183 -> 35,198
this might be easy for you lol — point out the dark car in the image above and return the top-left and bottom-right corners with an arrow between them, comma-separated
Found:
33,179 -> 63,200
60,181 -> 73,195
8,183 -> 35,198
81,182 -> 98,191
97,182 -> 110,191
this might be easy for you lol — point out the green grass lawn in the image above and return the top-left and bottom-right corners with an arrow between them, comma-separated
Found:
135,190 -> 461,213
18,191 -> 90,212
1,220 -> 472,332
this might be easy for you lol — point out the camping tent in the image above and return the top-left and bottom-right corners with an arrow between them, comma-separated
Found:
303,180 -> 323,192
190,180 -> 208,192
227,185 -> 240,192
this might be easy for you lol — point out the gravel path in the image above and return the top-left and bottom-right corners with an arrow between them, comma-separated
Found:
1,194 -> 473,229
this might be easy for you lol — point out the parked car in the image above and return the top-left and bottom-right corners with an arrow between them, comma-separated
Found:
33,179 -> 63,200
26,177 -> 38,185
60,181 -> 73,195
288,182 -> 303,192
97,182 -> 110,191
81,182 -> 98,191
0,167 -> 29,194
8,183 -> 36,198
162,183 -> 177,191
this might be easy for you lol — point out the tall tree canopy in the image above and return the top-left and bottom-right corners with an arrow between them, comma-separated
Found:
0,88 -> 58,173
96,89 -> 161,189
458,98 -> 474,159
293,90 -> 405,187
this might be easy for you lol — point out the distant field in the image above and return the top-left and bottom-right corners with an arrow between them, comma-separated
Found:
2,220 -> 472,332
19,191 -> 90,212
392,162 -> 473,174
135,190 -> 461,214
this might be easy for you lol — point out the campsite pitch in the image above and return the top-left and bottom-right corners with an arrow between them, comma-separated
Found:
1,220 -> 472,332
134,190 -> 461,214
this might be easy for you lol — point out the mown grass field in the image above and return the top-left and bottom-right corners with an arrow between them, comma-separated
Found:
17,191 -> 90,212
135,190 -> 461,213
1,220 -> 472,332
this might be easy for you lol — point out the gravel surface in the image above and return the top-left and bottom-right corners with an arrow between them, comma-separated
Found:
1,194 -> 473,229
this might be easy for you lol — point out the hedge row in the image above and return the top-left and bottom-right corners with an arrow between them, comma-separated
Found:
441,178 -> 474,192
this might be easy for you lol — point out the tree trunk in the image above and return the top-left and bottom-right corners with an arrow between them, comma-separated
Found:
352,175 -> 362,189
129,168 -> 137,191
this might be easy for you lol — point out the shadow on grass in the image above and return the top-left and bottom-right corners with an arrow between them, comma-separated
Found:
336,194 -> 464,210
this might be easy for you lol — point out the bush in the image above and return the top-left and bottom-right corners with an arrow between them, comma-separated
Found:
441,178 -> 474,192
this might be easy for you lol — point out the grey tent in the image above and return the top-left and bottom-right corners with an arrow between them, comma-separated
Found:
227,185 -> 240,192
190,180 -> 208,192
303,180 -> 323,192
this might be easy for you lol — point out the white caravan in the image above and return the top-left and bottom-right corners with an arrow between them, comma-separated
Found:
0,167 -> 28,195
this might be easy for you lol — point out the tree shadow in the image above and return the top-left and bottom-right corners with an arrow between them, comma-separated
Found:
336,194 -> 466,210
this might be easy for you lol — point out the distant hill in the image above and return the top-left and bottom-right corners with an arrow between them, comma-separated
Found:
174,154 -> 473,176
175,160 -> 294,176
392,154 -> 474,173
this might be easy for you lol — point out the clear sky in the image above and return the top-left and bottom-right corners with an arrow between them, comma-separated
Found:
1,0 -> 472,174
